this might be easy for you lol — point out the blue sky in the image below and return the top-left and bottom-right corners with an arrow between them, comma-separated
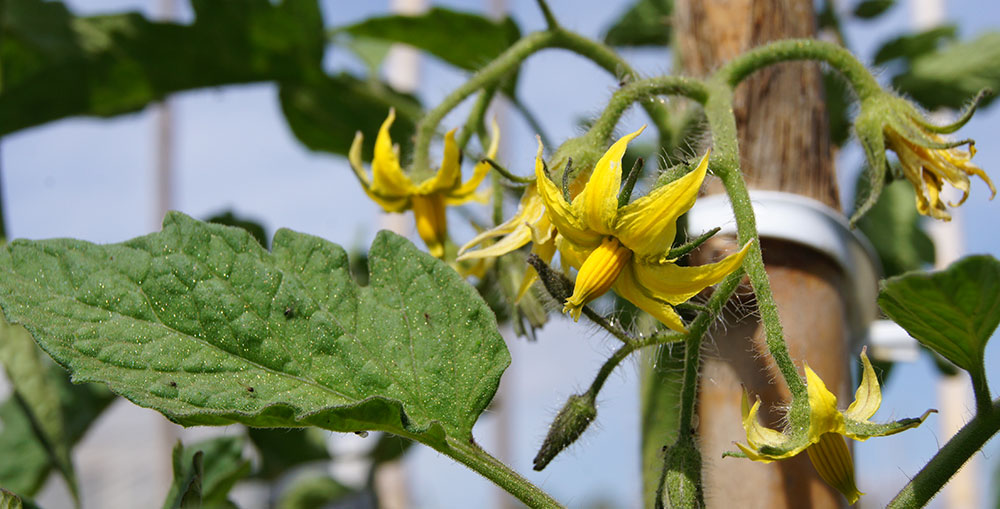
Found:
3,1 -> 1000,507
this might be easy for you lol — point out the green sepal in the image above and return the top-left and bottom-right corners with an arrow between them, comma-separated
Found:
850,100 -> 891,226
844,410 -> 936,440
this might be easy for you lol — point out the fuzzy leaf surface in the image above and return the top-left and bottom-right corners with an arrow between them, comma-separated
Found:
0,212 -> 509,447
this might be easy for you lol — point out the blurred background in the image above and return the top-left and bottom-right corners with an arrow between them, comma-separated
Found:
1,0 -> 999,507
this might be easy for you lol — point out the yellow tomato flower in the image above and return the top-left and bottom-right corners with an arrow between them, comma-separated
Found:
348,109 -> 496,258
457,182 -> 556,300
885,129 -> 995,221
737,349 -> 934,504
534,126 -> 751,333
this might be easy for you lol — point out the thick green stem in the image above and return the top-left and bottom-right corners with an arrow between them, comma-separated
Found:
888,399 -> 1000,509
716,38 -> 880,101
702,80 -> 806,399
438,436 -> 563,508
413,28 -> 674,174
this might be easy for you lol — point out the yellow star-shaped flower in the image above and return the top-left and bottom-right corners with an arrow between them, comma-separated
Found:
737,349 -> 934,504
348,109 -> 496,258
534,126 -> 750,333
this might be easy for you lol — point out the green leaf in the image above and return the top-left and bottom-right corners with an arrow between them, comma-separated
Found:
853,0 -> 895,19
275,475 -> 353,509
1,0 -> 324,135
873,25 -> 956,65
0,212 -> 509,447
0,341 -> 113,496
341,8 -> 521,73
248,428 -> 330,480
162,437 -> 250,509
0,319 -> 76,498
279,73 -> 422,158
878,255 -> 1000,377
856,180 -> 935,277
893,32 -> 1000,110
603,0 -> 673,47
164,444 -> 204,509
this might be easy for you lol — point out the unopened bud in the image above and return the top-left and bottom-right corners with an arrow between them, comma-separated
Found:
532,393 -> 597,471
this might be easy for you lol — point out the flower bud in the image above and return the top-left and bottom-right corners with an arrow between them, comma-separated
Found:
532,393 -> 597,471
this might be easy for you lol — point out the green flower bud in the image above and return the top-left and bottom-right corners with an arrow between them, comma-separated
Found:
532,393 -> 597,471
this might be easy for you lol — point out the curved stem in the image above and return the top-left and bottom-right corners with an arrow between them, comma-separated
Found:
702,80 -> 806,399
587,76 -> 709,147
587,332 -> 684,398
441,436 -> 563,509
716,38 -> 880,101
888,399 -> 1000,508
413,28 -> 675,174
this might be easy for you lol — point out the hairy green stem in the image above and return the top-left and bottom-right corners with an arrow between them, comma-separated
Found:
715,38 -> 880,101
588,76 -> 708,146
437,436 -> 563,508
587,333 -> 684,398
971,366 -> 993,416
701,80 -> 806,399
888,399 -> 1000,508
413,28 -> 674,174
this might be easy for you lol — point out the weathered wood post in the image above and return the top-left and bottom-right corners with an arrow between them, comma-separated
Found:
674,1 -> 850,507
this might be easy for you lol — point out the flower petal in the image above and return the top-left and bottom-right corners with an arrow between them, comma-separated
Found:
458,182 -> 546,258
805,364 -> 845,442
349,130 -> 410,212
615,150 -> 710,259
612,264 -> 687,333
418,128 -> 462,194
534,138 -> 602,248
631,241 -> 751,305
577,126 -> 645,235
741,391 -> 788,450
806,433 -> 863,504
844,347 -> 882,422
372,109 -> 417,197
412,194 -> 447,259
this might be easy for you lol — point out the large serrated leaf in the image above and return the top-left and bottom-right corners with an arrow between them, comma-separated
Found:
0,212 -> 509,447
1,0 -> 323,135
878,255 -> 1000,376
